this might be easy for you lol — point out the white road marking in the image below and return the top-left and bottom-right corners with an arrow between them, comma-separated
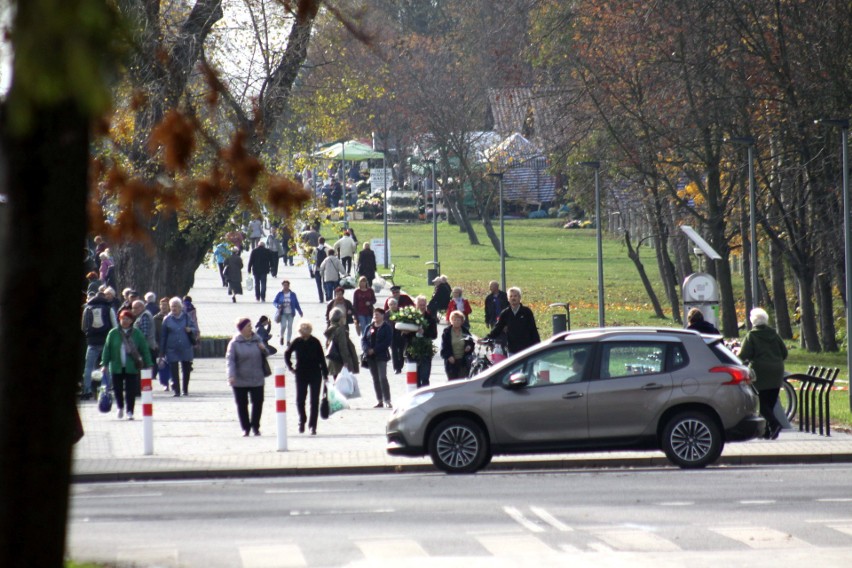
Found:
530,506 -> 573,532
710,526 -> 811,549
76,493 -> 163,499
657,501 -> 694,506
476,534 -> 556,557
739,500 -> 776,505
590,528 -> 681,552
264,489 -> 351,494
503,506 -> 545,533
816,498 -> 852,503
116,546 -> 177,566
805,518 -> 852,523
587,542 -> 614,552
355,539 -> 428,559
826,524 -> 852,537
240,544 -> 306,568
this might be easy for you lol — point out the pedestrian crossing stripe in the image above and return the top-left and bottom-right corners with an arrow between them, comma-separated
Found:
240,544 -> 306,567
355,538 -> 428,559
588,528 -> 681,552
709,526 -> 812,549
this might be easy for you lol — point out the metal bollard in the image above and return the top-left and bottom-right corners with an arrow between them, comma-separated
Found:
406,360 -> 418,392
275,367 -> 288,451
141,368 -> 154,455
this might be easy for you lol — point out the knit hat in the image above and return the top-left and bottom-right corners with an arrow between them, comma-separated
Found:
236,318 -> 251,331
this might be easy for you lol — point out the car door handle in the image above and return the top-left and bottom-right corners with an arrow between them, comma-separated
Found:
641,383 -> 664,391
562,392 -> 584,399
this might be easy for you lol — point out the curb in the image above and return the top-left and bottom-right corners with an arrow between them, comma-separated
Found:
71,452 -> 852,483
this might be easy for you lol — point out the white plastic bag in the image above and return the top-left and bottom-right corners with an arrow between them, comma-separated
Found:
335,368 -> 361,399
326,380 -> 350,414
245,277 -> 254,292
372,277 -> 386,293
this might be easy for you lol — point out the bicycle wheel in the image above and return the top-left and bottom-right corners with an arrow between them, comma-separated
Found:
779,379 -> 797,421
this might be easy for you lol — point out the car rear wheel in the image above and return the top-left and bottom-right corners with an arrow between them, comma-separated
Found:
661,411 -> 723,469
428,418 -> 489,474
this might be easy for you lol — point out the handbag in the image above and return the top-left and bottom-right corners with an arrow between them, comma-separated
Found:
186,329 -> 197,346
326,340 -> 343,362
273,305 -> 283,324
261,353 -> 272,377
320,382 -> 330,420
97,386 -> 113,413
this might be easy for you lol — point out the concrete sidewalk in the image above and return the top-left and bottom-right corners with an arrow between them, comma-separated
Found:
72,252 -> 852,481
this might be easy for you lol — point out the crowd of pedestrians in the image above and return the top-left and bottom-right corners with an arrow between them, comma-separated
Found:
81,222 -> 543,438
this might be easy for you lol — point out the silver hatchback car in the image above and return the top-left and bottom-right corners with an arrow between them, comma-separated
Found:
387,328 -> 765,473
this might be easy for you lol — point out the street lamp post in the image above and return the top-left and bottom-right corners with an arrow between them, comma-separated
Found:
580,161 -> 604,327
487,172 -> 507,292
382,152 -> 389,268
424,159 -> 438,270
341,141 -> 347,227
817,119 -> 850,410
725,136 -> 758,325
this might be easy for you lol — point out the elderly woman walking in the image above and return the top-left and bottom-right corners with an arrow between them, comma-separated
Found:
738,308 -> 788,440
101,309 -> 154,420
285,321 -> 328,435
226,317 -> 268,436
160,297 -> 198,397
323,308 -> 359,381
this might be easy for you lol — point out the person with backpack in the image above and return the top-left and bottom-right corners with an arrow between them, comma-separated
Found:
318,248 -> 346,302
81,290 -> 117,400
312,237 -> 330,302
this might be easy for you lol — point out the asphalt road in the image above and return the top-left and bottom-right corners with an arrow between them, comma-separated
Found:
68,464 -> 852,567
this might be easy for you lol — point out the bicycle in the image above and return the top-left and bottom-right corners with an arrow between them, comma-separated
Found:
467,337 -> 508,378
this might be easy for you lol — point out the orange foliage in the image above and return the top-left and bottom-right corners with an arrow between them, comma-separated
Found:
149,110 -> 195,172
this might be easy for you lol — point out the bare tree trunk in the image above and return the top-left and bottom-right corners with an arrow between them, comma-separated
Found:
794,270 -> 821,351
0,100 -> 89,566
817,271 -> 838,351
770,239 -> 793,339
625,230 -> 666,318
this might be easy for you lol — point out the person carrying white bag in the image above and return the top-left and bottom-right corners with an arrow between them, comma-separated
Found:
335,368 -> 361,399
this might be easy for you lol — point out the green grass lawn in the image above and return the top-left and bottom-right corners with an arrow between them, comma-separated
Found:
351,218 -> 852,427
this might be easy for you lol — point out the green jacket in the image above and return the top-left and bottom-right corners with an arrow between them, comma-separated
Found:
738,324 -> 788,390
101,325 -> 154,375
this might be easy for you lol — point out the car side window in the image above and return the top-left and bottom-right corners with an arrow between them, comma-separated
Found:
670,344 -> 688,370
501,345 -> 592,388
600,343 -> 666,379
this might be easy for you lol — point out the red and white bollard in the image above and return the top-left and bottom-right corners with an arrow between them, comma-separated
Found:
275,366 -> 288,452
406,360 -> 418,392
141,368 -> 154,455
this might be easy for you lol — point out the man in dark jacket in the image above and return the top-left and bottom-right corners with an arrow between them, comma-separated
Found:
247,241 -> 272,302
484,280 -> 509,329
483,286 -> 540,356
81,291 -> 116,399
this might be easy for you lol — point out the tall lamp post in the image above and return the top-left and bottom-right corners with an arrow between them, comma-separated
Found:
424,159 -> 438,271
487,172 -> 507,292
382,151 -> 389,268
725,136 -> 758,325
816,118 -> 850,410
579,161 -> 605,327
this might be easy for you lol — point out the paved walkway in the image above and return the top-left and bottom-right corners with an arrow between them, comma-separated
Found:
72,253 -> 852,481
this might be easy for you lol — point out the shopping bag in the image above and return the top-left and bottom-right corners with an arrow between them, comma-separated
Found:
326,380 -> 349,415
245,277 -> 254,292
97,386 -> 113,413
335,368 -> 361,399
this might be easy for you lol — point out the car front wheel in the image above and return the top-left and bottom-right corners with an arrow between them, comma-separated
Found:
428,417 -> 489,474
661,411 -> 723,469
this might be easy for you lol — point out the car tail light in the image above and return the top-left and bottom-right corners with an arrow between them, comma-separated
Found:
711,365 -> 752,385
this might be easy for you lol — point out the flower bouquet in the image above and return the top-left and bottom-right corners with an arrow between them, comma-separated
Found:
390,306 -> 426,332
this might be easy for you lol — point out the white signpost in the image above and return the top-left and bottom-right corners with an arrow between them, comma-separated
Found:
371,238 -> 390,266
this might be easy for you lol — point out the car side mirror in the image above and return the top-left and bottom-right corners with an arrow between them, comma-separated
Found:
506,372 -> 528,389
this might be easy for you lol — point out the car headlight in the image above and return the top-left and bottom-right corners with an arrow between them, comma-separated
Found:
394,391 -> 434,415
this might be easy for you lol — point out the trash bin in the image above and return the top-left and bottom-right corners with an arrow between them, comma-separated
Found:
552,313 -> 567,334
425,261 -> 440,285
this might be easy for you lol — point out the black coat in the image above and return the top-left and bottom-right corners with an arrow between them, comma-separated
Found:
357,248 -> 377,280
484,290 -> 509,326
487,304 -> 540,354
285,335 -> 328,380
248,246 -> 273,275
428,282 -> 452,315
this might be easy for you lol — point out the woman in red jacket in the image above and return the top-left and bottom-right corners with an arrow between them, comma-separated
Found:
445,286 -> 472,326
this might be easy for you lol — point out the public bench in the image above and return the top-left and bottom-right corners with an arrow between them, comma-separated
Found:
785,366 -> 840,436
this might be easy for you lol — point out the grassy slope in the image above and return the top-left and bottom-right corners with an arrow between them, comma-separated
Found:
351,218 -> 852,426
